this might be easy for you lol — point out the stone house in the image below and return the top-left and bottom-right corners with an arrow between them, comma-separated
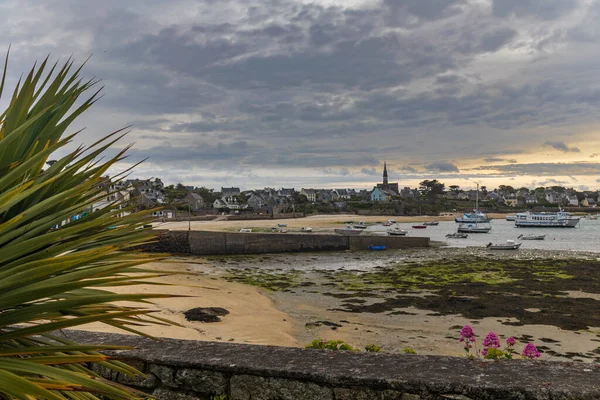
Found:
300,188 -> 317,203
183,193 -> 205,211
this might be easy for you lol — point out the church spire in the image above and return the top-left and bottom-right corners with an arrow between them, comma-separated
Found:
383,161 -> 388,186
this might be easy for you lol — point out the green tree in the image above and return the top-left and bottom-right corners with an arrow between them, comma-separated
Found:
419,179 -> 445,203
194,186 -> 219,204
0,55 -> 176,398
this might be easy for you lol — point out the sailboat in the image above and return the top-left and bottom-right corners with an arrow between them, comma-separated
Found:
455,184 -> 491,223
456,183 -> 491,233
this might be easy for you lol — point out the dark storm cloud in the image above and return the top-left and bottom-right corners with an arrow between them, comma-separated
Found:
544,141 -> 581,153
424,162 -> 460,173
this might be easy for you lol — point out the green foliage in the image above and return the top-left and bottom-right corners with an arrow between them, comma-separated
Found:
211,395 -> 228,400
484,348 -> 513,360
402,347 -> 417,354
306,339 -> 356,351
364,344 -> 382,353
0,53 -> 177,398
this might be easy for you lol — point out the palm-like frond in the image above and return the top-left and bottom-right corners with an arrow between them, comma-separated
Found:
0,53 -> 176,398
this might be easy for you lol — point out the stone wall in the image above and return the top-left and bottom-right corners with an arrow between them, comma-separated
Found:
142,231 -> 429,255
65,331 -> 600,400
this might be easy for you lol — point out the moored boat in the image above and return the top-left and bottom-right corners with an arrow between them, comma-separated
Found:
517,234 -> 546,240
369,245 -> 386,251
486,240 -> 522,250
387,228 -> 408,236
423,221 -> 439,226
412,225 -> 427,229
457,223 -> 491,233
514,211 -> 579,227
300,227 -> 313,232
446,232 -> 468,238
505,215 -> 516,221
382,222 -> 393,226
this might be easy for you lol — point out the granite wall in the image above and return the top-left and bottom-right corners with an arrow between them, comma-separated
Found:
64,331 -> 600,400
143,230 -> 429,255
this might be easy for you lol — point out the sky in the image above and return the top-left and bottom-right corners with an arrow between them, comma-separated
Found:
2,0 -> 600,191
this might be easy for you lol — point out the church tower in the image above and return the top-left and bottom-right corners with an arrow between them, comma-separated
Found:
383,161 -> 388,187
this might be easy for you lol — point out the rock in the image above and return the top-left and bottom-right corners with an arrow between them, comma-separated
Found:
184,307 -> 230,323
305,320 -> 342,328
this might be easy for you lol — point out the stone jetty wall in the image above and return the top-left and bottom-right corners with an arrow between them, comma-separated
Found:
66,331 -> 600,400
144,230 -> 430,255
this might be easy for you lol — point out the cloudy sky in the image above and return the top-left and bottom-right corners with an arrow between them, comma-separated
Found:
2,0 -> 600,191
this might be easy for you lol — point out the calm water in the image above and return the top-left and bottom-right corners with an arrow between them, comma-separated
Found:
367,217 -> 600,253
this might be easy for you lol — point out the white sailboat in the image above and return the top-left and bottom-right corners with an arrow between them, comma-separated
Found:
456,183 -> 491,233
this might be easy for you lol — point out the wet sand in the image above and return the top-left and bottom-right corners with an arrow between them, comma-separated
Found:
78,247 -> 600,362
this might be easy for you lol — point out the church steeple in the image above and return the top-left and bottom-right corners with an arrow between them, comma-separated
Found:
383,161 -> 388,186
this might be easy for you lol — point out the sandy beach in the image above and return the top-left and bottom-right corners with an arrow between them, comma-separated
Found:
156,213 -> 510,233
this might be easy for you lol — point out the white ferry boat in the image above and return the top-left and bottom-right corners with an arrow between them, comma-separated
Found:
514,211 -> 579,228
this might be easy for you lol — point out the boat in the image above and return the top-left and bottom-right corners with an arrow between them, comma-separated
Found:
423,221 -> 439,226
387,228 -> 408,236
517,234 -> 546,240
446,232 -> 468,238
382,222 -> 393,226
277,223 -> 287,227
514,210 -> 579,228
505,215 -> 516,221
388,220 -> 397,223
589,215 -> 598,220
412,225 -> 427,229
239,228 -> 252,233
457,223 -> 491,233
455,184 -> 492,223
455,211 -> 492,223
368,245 -> 386,251
334,226 -> 363,235
353,224 -> 368,229
300,227 -> 313,232
486,240 -> 522,250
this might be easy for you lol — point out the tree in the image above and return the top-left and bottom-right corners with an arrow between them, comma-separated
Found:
194,186 -> 219,204
0,55 -> 176,397
449,185 -> 460,193
419,180 -> 445,203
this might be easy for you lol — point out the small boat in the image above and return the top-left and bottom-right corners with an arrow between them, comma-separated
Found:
486,240 -> 522,250
334,227 -> 363,235
457,223 -> 491,233
369,245 -> 386,251
517,234 -> 546,240
423,221 -> 439,226
353,223 -> 368,229
446,232 -> 468,239
505,215 -> 516,221
382,222 -> 393,226
300,227 -> 313,232
239,228 -> 253,233
387,228 -> 408,236
589,215 -> 598,220
388,220 -> 397,224
412,225 -> 427,229
277,223 -> 287,227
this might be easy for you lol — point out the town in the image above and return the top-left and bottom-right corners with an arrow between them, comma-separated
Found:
94,163 -> 600,218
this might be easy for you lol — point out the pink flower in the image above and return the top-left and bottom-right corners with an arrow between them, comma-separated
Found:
459,325 -> 476,343
522,343 -> 541,359
483,332 -> 501,349
506,337 -> 516,347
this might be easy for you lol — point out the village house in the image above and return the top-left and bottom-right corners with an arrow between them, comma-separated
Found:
182,193 -> 204,211
582,197 -> 597,207
566,195 -> 579,207
503,196 -> 518,207
300,188 -> 317,202
370,187 -> 396,202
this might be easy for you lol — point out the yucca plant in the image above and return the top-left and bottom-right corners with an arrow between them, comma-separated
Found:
0,52 -> 177,398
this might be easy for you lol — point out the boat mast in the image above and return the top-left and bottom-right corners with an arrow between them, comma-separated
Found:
476,183 -> 479,213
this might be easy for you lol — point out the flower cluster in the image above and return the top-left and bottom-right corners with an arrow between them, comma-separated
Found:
459,325 -> 476,349
522,343 -> 541,359
457,325 -> 540,360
